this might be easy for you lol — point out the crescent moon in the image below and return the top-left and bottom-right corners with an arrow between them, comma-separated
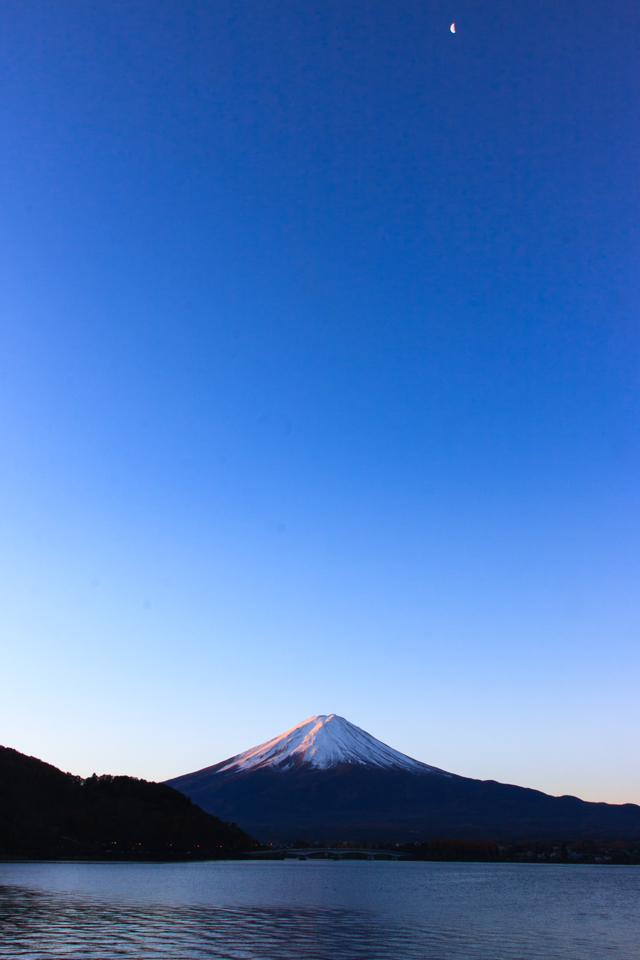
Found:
450,23 -> 456,33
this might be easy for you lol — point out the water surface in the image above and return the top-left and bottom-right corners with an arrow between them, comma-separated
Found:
1,860 -> 638,959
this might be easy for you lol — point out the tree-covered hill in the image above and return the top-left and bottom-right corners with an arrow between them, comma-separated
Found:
0,745 -> 258,859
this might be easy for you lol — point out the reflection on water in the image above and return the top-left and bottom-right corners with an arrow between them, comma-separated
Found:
1,861 -> 639,959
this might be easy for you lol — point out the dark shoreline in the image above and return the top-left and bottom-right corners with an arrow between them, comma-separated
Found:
4,841 -> 640,866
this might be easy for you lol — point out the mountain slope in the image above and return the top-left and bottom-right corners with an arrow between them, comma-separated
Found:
166,715 -> 640,842
0,745 -> 256,859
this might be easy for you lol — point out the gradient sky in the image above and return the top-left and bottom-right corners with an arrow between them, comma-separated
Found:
1,0 -> 638,804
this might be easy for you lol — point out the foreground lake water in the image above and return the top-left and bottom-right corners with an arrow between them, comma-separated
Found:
1,860 -> 639,959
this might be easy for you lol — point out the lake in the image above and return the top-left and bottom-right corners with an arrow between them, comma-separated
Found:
1,860 -> 639,959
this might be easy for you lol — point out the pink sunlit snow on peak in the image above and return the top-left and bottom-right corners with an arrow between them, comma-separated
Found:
216,714 -> 448,774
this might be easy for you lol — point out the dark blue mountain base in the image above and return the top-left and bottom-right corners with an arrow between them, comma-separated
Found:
167,763 -> 640,843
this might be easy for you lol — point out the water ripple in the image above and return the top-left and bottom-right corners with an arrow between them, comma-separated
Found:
1,861 -> 639,959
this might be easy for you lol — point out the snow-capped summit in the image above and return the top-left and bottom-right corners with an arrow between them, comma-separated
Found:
215,714 -> 447,774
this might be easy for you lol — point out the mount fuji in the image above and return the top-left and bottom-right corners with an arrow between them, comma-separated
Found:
166,715 -> 640,842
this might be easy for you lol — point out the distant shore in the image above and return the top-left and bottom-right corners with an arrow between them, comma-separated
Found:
3,837 -> 640,865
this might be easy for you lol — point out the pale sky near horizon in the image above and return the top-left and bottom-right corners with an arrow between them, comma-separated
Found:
1,0 -> 639,805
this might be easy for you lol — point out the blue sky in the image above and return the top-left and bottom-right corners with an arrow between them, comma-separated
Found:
1,0 -> 638,803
